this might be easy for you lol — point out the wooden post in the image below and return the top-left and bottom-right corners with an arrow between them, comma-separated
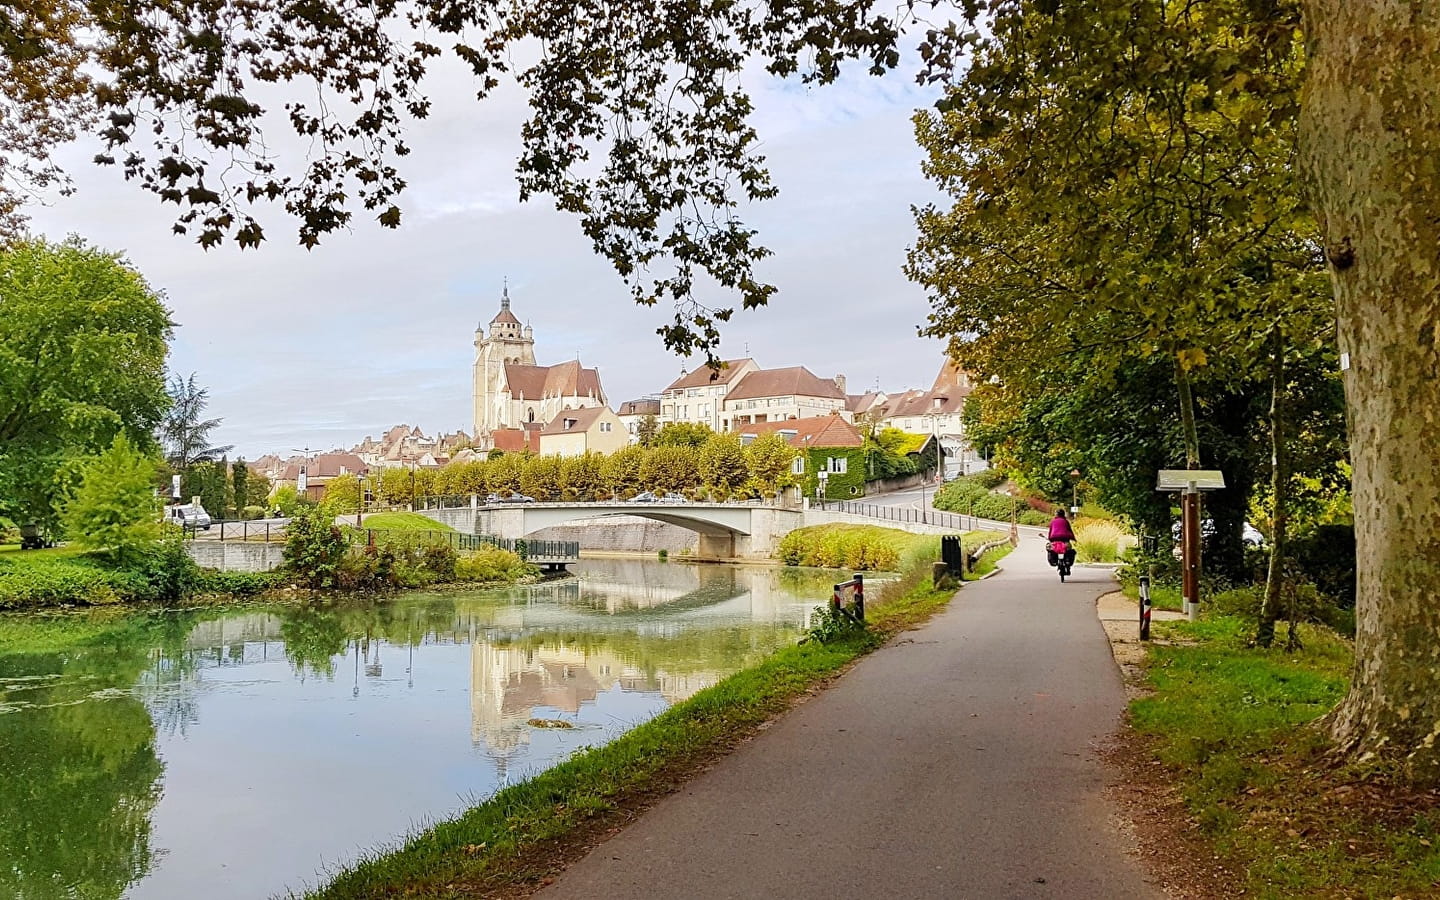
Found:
1181,490 -> 1202,620
853,573 -> 864,622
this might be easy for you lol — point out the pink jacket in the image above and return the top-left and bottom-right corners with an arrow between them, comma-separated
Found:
1047,517 -> 1076,542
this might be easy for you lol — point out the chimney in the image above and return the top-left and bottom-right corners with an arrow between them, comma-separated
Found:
834,374 -> 847,393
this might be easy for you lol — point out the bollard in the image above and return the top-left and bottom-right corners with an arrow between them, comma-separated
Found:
854,573 -> 864,622
1139,574 -> 1152,641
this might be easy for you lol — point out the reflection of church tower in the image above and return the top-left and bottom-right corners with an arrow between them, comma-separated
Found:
473,285 -> 536,436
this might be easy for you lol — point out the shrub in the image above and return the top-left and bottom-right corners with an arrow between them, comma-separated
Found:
1290,524 -> 1356,608
241,505 -> 267,520
776,525 -> 932,571
1018,510 -> 1050,526
455,547 -> 531,582
1074,521 -> 1125,563
196,570 -> 284,596
62,435 -> 163,566
283,504 -> 351,588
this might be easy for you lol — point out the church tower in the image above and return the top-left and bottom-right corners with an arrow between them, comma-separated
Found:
473,286 -> 536,436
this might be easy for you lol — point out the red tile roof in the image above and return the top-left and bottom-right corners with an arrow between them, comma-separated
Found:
663,359 -> 755,392
618,398 -> 661,416
733,415 -> 864,448
491,428 -> 539,453
503,360 -> 605,402
541,406 -> 610,435
726,366 -> 846,401
281,453 -> 370,481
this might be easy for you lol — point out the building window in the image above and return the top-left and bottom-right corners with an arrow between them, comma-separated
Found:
600,422 -> 611,432
827,456 -> 847,474
791,457 -> 806,475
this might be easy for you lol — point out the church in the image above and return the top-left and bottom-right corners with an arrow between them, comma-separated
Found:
472,287 -> 608,447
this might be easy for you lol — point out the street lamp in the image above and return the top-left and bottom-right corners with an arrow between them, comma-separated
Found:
1070,468 -> 1081,514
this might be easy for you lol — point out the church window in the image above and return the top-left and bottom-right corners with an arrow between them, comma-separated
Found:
528,409 -> 535,423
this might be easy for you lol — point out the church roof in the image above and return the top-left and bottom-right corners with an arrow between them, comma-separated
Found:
503,359 -> 604,402
489,286 -> 522,326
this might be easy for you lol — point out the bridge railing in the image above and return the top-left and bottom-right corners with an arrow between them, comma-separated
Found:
355,529 -> 575,559
415,494 -> 790,510
811,499 -> 979,531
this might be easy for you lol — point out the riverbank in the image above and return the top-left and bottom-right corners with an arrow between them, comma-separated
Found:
1103,612 -> 1440,898
300,540 -> 1013,900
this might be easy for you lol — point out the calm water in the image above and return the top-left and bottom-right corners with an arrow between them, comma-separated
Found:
0,559 -> 850,900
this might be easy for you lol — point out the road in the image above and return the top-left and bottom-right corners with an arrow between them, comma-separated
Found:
539,543 -> 1155,900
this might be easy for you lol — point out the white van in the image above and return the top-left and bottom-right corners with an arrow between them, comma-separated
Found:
166,502 -> 212,530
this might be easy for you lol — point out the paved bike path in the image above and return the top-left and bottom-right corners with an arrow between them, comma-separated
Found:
539,545 -> 1158,900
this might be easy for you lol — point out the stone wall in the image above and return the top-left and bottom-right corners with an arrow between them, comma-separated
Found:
184,541 -> 285,572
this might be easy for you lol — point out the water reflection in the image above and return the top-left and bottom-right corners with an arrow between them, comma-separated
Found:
0,559 -> 848,899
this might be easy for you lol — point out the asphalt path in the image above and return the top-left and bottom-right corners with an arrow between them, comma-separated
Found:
539,541 -> 1156,900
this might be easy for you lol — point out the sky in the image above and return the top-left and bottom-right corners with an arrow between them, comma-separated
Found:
27,49 -> 948,461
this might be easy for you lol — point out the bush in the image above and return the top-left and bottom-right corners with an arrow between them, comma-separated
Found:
196,569 -> 284,596
1074,520 -> 1125,563
241,505 -> 267,520
777,525 -> 936,571
283,504 -> 351,588
1018,510 -> 1050,526
62,435 -> 163,566
455,547 -> 531,582
0,541 -> 202,608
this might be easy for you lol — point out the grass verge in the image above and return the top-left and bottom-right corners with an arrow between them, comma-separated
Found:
1120,614 -> 1440,898
301,544 -> 1012,899
359,512 -> 456,531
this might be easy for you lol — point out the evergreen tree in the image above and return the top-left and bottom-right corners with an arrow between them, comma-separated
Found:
63,435 -> 162,565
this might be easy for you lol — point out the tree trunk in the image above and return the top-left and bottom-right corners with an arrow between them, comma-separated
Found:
1301,1 -> 1440,783
1174,357 -> 1201,469
1257,329 -> 1288,648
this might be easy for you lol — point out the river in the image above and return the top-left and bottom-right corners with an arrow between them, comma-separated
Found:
0,559 -> 855,900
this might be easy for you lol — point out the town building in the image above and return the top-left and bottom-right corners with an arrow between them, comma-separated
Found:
472,287 -> 607,446
538,406 -> 628,457
658,359 -> 850,431
875,361 -> 980,477
616,397 -> 661,444
276,452 -> 371,501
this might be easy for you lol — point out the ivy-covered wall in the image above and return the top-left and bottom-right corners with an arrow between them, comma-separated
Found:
799,447 -> 868,499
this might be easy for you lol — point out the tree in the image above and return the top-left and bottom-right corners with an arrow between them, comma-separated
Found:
0,238 -> 171,532
744,433 -> 798,499
1298,0 -> 1440,782
325,473 -> 360,514
561,453 -> 605,501
519,455 -> 563,502
636,414 -> 660,448
640,445 -> 701,494
62,435 -> 162,565
698,433 -> 749,500
654,422 -> 713,448
231,459 -> 248,516
601,446 -> 647,500
0,1 -> 905,362
180,461 -> 228,519
159,374 -> 232,472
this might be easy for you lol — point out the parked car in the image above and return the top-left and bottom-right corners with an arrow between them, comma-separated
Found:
658,493 -> 687,504
166,502 -> 212,530
502,493 -> 536,504
484,493 -> 505,504
629,491 -> 658,503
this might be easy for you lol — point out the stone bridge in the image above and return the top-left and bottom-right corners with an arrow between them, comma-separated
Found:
417,500 -> 971,560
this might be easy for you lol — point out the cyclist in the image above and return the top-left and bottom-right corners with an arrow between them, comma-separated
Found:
1046,507 -> 1077,570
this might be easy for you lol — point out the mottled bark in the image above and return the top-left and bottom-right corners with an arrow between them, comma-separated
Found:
1258,330 -> 1288,648
1301,1 -> 1440,782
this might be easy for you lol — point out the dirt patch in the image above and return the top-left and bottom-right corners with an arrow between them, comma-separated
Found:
1101,734 -> 1246,900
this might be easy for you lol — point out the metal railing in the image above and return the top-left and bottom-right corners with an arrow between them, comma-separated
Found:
357,529 -> 579,561
415,494 -> 787,510
179,521 -> 284,542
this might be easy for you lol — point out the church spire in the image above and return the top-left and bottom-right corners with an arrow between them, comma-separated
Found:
501,278 -> 510,312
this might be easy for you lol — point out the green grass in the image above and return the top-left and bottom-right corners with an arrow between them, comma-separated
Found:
359,512 -> 456,532
1130,615 -> 1440,897
300,554 -> 965,899
1121,578 -> 1183,612
776,524 -> 1006,573
965,534 -> 1011,579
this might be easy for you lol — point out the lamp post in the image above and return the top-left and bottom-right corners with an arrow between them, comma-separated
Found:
1070,468 -> 1081,514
